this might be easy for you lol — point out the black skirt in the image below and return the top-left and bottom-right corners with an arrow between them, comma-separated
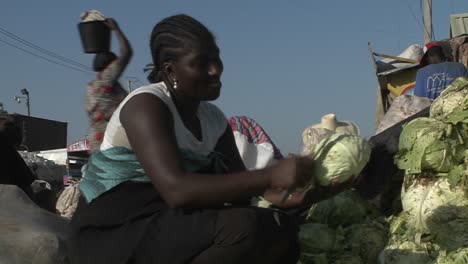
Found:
68,182 -> 300,264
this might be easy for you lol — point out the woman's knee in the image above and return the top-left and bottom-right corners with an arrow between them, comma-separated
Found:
214,207 -> 258,250
214,207 -> 299,257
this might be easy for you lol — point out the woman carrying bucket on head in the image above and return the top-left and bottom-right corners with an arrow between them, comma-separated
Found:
81,13 -> 133,152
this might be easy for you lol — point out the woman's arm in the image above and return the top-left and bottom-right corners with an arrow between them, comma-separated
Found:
104,18 -> 133,77
120,94 -> 311,209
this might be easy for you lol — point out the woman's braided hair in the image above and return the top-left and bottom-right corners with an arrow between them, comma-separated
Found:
148,14 -> 215,83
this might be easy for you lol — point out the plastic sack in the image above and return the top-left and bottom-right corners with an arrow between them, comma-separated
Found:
375,95 -> 431,135
56,179 -> 81,219
376,44 -> 423,72
0,185 -> 69,264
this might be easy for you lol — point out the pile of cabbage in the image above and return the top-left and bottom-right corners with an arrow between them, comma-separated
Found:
380,77 -> 468,264
253,128 -> 381,263
298,190 -> 389,264
293,131 -> 383,263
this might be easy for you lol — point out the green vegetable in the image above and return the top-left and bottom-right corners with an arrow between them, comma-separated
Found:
299,223 -> 342,254
251,196 -> 272,208
395,117 -> 467,175
310,133 -> 371,186
401,178 -> 468,233
298,253 -> 328,264
380,240 -> 434,264
436,248 -> 468,264
333,253 -> 363,264
430,77 -> 468,123
345,220 -> 389,264
306,189 -> 381,228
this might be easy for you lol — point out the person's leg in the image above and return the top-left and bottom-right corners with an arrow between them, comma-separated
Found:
191,207 -> 300,264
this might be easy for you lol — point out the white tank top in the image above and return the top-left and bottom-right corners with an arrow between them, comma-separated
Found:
101,82 -> 228,156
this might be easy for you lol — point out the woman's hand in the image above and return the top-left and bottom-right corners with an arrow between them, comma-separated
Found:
265,153 -> 357,208
269,155 -> 314,192
303,177 -> 356,205
263,155 -> 315,208
263,189 -> 309,209
104,18 -> 120,31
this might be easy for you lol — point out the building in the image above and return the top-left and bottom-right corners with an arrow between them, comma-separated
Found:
0,113 -> 67,152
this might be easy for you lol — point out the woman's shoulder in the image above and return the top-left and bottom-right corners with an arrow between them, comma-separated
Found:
131,82 -> 168,96
122,82 -> 170,103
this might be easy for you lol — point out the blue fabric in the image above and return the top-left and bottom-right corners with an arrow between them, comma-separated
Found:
79,147 -> 227,203
414,62 -> 468,100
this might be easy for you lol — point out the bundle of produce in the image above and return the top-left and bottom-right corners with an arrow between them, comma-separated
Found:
253,132 -> 371,207
298,190 -> 389,264
307,133 -> 371,186
380,78 -> 468,264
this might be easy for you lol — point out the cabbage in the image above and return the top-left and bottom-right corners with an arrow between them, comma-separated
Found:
310,133 -> 371,186
379,240 -> 435,264
430,77 -> 468,123
401,178 -> 468,233
333,253 -> 363,264
395,117 -> 467,175
381,213 -> 441,264
298,253 -> 328,264
345,220 -> 389,264
306,189 -> 381,228
436,248 -> 468,264
299,223 -> 343,254
431,218 -> 468,251
250,196 -> 272,208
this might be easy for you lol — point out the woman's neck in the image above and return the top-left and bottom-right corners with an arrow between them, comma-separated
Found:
169,89 -> 203,141
172,94 -> 200,119
161,80 -> 199,117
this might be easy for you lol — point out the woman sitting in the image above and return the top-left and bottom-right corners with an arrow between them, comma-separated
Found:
68,14 -> 344,264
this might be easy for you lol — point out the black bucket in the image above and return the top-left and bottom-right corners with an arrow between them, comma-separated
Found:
78,21 -> 111,54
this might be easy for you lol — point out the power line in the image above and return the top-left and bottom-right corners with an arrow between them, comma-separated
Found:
0,38 -> 94,75
403,0 -> 424,32
0,25 -> 144,84
0,26 -> 92,71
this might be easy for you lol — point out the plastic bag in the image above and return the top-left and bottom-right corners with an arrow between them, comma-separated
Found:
375,95 -> 431,135
56,179 -> 81,219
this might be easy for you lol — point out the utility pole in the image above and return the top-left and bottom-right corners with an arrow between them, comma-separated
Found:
423,0 -> 433,44
14,88 -> 30,116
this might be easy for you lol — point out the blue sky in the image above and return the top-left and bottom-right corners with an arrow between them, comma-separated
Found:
1,1 -> 467,153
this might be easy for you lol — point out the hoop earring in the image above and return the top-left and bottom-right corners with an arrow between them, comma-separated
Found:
173,79 -> 178,89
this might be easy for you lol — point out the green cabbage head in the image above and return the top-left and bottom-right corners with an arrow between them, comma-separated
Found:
379,240 -> 434,264
430,77 -> 468,123
310,133 -> 371,186
345,220 -> 389,264
395,117 -> 467,174
401,178 -> 468,233
299,223 -> 343,254
306,189 -> 381,228
333,253 -> 363,264
436,248 -> 468,264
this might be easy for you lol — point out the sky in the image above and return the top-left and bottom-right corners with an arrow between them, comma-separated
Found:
0,1 -> 467,154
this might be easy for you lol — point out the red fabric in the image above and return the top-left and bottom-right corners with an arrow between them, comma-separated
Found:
420,42 -> 442,66
94,131 -> 104,141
